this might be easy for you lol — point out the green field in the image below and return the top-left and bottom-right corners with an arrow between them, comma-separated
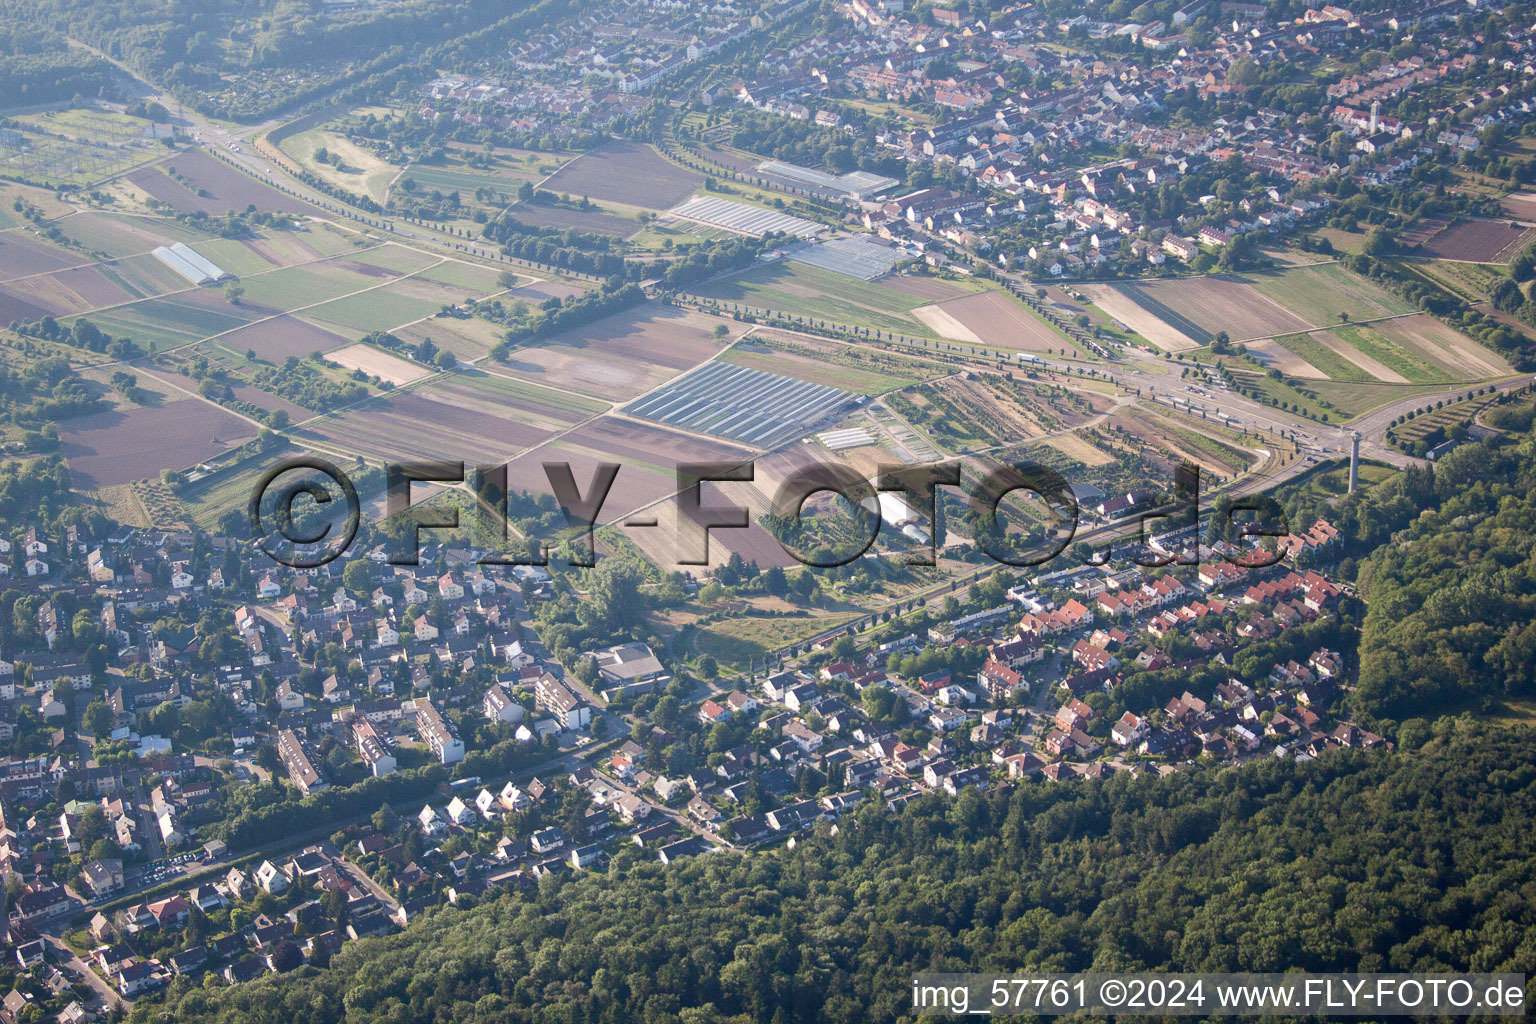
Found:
351,243 -> 442,276
696,261 -> 984,338
61,213 -> 209,257
417,259 -> 509,293
1307,379 -> 1449,420
1252,262 -> 1415,326
1400,259 -> 1511,304
235,263 -> 379,309
302,289 -> 446,333
283,223 -> 372,258
65,311 -> 203,349
95,254 -> 194,299
628,223 -> 713,250
192,238 -> 283,278
121,296 -> 256,336
1329,323 -> 1451,384
1274,332 -> 1373,383
401,162 -> 543,196
693,611 -> 858,668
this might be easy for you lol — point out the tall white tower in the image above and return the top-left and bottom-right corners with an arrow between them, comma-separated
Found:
1369,100 -> 1379,134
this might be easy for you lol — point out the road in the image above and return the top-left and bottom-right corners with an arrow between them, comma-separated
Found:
43,934 -> 129,1014
338,855 -> 400,912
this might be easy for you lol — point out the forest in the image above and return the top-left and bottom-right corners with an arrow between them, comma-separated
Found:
1353,428 -> 1536,720
134,720 -> 1536,1024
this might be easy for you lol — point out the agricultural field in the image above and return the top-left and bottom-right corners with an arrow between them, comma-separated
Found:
696,261 -> 964,339
721,330 -> 945,395
57,393 -> 259,488
1372,315 -> 1512,379
911,289 -> 1070,353
2,262 -> 149,321
0,232 -> 79,279
498,304 -> 735,402
1416,218 -> 1536,262
220,315 -> 353,362
16,261 -> 150,324
416,258 -> 513,294
1500,189 -> 1536,221
1084,263 -> 1415,351
1401,259 -> 1510,303
296,370 -> 586,464
538,140 -> 702,210
1398,218 -> 1450,249
1249,262 -> 1415,326
1079,281 -> 1210,350
878,274 -> 973,301
1084,276 -> 1306,349
344,244 -> 443,277
393,315 -> 509,362
502,200 -> 645,238
300,274 -> 462,335
127,150 -> 318,217
47,211 -> 206,259
324,343 -> 432,385
277,127 -> 402,204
